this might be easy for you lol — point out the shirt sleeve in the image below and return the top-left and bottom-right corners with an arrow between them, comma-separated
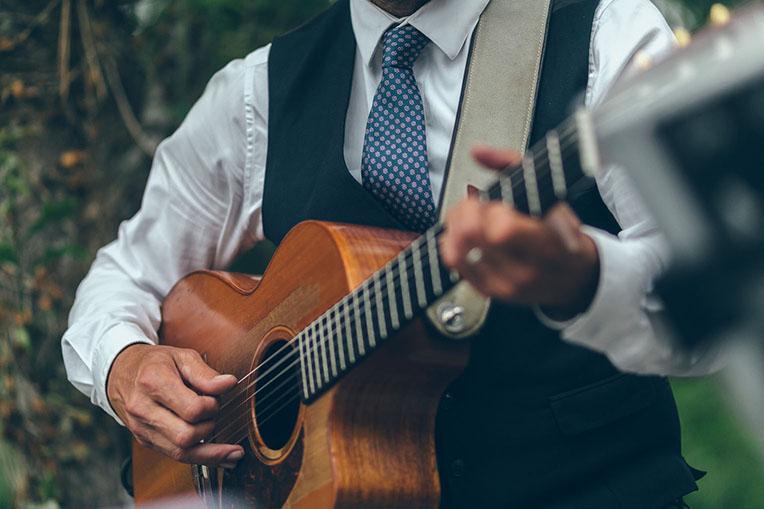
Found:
61,46 -> 271,423
535,0 -> 727,376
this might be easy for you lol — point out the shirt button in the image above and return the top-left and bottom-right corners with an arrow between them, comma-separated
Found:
450,459 -> 466,478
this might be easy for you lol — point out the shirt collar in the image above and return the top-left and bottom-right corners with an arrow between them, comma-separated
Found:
350,0 -> 490,67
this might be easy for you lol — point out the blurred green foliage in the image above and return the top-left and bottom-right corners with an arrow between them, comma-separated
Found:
674,377 -> 764,509
0,0 -> 762,507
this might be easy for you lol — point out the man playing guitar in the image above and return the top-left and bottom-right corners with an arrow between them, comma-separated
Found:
63,0 -> 724,507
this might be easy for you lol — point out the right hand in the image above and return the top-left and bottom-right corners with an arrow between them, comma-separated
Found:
107,343 -> 245,468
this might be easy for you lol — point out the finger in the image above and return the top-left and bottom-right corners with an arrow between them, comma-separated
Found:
544,203 -> 583,253
483,203 -> 559,261
456,237 -> 541,302
138,364 -> 219,423
138,423 -> 244,465
182,442 -> 245,466
132,397 -> 215,449
441,199 -> 487,270
173,349 -> 238,396
457,249 -> 508,299
477,248 -> 542,303
136,404 -> 245,465
470,144 -> 523,171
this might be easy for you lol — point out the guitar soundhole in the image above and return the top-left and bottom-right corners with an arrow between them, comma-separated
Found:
253,339 -> 301,452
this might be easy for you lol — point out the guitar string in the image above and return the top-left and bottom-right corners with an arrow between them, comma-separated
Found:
209,233 -> 444,443
207,126 -> 584,443
208,124 -> 583,444
210,121 -> 581,427
210,242 -> 447,445
211,143 -> 585,444
213,121 -> 580,414
206,126 -> 583,444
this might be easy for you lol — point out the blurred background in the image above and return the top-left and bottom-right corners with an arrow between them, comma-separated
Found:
0,0 -> 762,507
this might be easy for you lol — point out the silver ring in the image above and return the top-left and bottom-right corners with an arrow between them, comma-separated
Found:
465,247 -> 483,265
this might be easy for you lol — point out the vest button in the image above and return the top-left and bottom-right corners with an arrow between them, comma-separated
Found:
450,458 -> 466,478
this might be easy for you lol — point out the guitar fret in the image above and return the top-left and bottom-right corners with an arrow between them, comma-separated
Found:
363,283 -> 375,348
326,312 -> 338,377
333,305 -> 346,371
283,109 -> 594,401
426,229 -> 443,296
412,241 -> 427,308
386,266 -> 400,329
306,326 -> 319,391
353,292 -> 364,356
546,131 -> 567,199
298,333 -> 310,399
398,251 -> 414,319
344,299 -> 356,364
374,273 -> 387,339
317,318 -> 329,383
523,155 -> 542,216
500,175 -> 514,207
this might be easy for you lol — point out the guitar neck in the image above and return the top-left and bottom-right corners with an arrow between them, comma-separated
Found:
295,111 -> 598,402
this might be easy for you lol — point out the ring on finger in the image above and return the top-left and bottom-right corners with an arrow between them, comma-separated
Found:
465,246 -> 484,265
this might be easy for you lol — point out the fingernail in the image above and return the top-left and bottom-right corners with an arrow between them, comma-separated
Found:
226,450 -> 244,462
214,374 -> 236,382
220,462 -> 237,470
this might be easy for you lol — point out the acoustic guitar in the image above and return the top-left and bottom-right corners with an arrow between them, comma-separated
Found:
131,7 -> 764,508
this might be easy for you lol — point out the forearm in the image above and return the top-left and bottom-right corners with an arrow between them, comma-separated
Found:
63,240 -> 167,421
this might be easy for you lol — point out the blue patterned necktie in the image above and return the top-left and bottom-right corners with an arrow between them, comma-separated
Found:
361,24 -> 436,232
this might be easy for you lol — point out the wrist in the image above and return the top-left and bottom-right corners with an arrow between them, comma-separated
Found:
544,233 -> 600,320
106,342 -> 154,420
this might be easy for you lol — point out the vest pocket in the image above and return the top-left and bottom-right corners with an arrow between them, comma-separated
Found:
549,373 -> 658,435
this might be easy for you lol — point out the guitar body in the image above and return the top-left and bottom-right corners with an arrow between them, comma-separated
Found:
132,221 -> 470,508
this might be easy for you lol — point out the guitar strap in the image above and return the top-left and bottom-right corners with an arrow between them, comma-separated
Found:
426,0 -> 553,338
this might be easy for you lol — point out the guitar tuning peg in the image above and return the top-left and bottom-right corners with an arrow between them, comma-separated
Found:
673,27 -> 692,48
633,50 -> 653,71
709,3 -> 731,26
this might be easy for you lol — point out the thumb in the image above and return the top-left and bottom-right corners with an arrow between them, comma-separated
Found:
471,144 -> 523,171
173,349 -> 238,396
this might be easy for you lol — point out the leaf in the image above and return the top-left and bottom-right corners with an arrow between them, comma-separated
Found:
58,150 -> 87,169
25,199 -> 78,239
0,37 -> 14,52
0,244 -> 17,264
33,245 -> 88,266
12,327 -> 30,350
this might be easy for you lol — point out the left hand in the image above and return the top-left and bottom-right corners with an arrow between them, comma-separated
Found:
439,145 -> 601,319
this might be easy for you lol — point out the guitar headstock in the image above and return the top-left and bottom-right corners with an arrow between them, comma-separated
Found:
611,4 -> 735,76
592,2 -> 764,261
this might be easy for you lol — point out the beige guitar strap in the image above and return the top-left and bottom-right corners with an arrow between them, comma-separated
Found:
426,0 -> 553,338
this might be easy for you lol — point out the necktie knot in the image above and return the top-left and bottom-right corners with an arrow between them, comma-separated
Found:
381,24 -> 430,69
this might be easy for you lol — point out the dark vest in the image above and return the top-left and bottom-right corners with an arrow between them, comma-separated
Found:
261,1 -> 700,507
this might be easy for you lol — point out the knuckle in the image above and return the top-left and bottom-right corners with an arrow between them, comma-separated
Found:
182,399 -> 206,422
514,268 -> 538,291
497,282 -> 517,301
169,447 -> 187,463
136,370 -> 159,392
174,427 -> 197,449
132,428 -> 151,447
485,223 -> 509,246
180,348 -> 203,362
125,397 -> 146,418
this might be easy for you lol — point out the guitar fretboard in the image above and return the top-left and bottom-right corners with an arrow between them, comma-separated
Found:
296,113 -> 597,402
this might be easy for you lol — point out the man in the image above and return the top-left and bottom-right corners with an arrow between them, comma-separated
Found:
63,0 -> 721,507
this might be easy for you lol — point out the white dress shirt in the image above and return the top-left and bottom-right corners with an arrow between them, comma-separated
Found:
62,0 -> 725,423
